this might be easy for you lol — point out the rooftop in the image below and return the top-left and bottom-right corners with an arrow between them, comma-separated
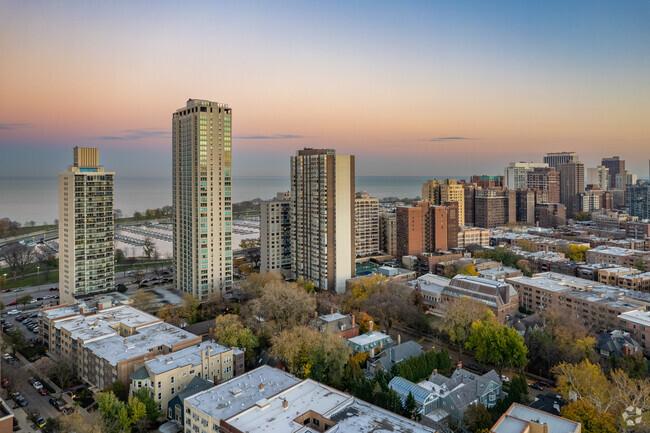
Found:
54,305 -> 161,343
588,245 -> 648,257
83,322 -> 197,366
507,272 -> 595,293
619,309 -> 650,327
143,341 -> 231,375
318,312 -> 348,323
492,403 -> 580,433
185,365 -> 301,422
348,332 -> 393,349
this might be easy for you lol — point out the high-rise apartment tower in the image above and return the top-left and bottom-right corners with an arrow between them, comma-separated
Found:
290,148 -> 355,293
58,147 -> 114,304
543,152 -> 578,169
172,99 -> 233,300
421,179 -> 465,226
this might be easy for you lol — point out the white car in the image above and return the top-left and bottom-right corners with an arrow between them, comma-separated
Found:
7,310 -> 20,315
32,381 -> 43,390
501,375 -> 510,383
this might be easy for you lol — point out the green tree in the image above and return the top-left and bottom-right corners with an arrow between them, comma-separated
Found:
465,319 -> 528,378
440,297 -> 493,361
212,314 -> 259,362
116,283 -> 128,293
133,388 -> 160,423
111,381 -> 129,402
574,212 -> 591,222
97,391 -> 131,433
561,400 -> 616,433
404,392 -> 420,421
635,258 -> 647,272
552,360 -> 613,413
463,403 -> 493,432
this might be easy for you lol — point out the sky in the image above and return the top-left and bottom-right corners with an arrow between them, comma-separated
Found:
1,0 -> 649,179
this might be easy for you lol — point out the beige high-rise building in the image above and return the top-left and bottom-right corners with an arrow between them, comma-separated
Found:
172,99 -> 232,300
260,193 -> 291,275
421,179 -> 465,226
290,148 -> 355,293
58,147 -> 114,304
354,192 -> 379,257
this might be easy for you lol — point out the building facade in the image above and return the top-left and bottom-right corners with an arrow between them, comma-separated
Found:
421,179 -> 465,226
505,162 -> 549,190
474,188 -> 516,229
441,275 -> 520,322
627,183 -> 650,220
260,193 -> 291,275
457,227 -> 490,248
558,161 -> 585,218
515,189 -> 536,225
290,148 -> 355,293
354,192 -> 380,257
58,147 -> 114,304
527,167 -> 560,204
172,99 -> 233,300
378,212 -> 397,256
587,166 -> 610,191
601,156 -> 625,189
544,152 -> 579,169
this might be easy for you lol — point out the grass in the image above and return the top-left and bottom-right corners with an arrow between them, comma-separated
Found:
2,272 -> 58,290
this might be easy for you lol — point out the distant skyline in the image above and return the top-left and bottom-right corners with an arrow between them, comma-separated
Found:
1,1 -> 649,179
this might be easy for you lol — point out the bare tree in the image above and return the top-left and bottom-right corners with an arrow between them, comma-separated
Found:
131,270 -> 145,286
0,242 -> 34,277
142,237 -> 156,260
0,218 -> 21,238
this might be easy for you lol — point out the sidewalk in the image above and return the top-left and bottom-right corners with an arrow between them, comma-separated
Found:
12,407 -> 39,433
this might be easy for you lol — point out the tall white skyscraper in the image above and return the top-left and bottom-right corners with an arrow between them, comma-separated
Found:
260,192 -> 291,276
586,166 -> 609,190
290,148 -> 355,293
172,99 -> 232,300
58,147 -> 114,305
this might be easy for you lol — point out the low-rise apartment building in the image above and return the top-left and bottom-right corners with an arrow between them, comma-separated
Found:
491,403 -> 581,433
506,272 -> 650,335
39,304 -> 201,390
618,310 -> 650,356
586,245 -> 650,268
617,272 -> 650,292
457,227 -> 490,248
597,267 -> 640,285
129,341 -> 243,413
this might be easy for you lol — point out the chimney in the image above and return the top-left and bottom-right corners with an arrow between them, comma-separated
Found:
330,307 -> 334,314
258,383 -> 264,391
351,314 -> 356,327
433,369 -> 438,376
369,321 -> 374,332
398,334 -> 401,345
457,361 -> 462,370
314,311 -> 318,318
282,399 -> 288,409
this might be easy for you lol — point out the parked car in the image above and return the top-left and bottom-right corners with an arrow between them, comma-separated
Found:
529,382 -> 544,390
501,375 -> 510,383
36,416 -> 46,428
7,310 -> 20,315
32,380 -> 43,390
49,397 -> 65,411
2,354 -> 12,361
39,387 -> 48,396
15,396 -> 27,407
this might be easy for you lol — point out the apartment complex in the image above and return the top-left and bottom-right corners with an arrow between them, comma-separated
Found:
587,166 -> 610,190
586,245 -> 650,268
457,227 -> 490,248
543,152 -> 579,169
535,203 -> 566,228
58,147 -> 114,304
129,341 -> 243,413
184,365 -> 434,433
172,99 -> 233,300
558,162 -> 585,218
505,162 -> 549,190
290,148 -> 355,293
491,403 -> 581,433
515,189 -> 536,225
506,272 -> 650,336
526,167 -> 560,204
627,183 -> 650,220
441,275 -> 519,322
39,304 -> 200,390
378,212 -> 397,256
601,156 -> 625,189
260,193 -> 291,275
396,201 -> 458,257
618,310 -> 650,356
421,179 -> 465,226
354,192 -> 380,257
474,188 -> 516,229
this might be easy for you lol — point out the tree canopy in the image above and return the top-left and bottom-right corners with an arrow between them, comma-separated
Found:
465,319 -> 528,377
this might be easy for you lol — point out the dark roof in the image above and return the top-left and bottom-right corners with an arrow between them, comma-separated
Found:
529,394 -> 566,416
177,376 -> 213,401
184,320 -> 213,337
130,366 -> 150,380
596,331 -> 642,357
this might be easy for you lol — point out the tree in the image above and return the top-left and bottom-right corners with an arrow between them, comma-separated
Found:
240,272 -> 284,297
97,391 -> 131,433
562,245 -> 590,262
59,410 -> 106,433
129,289 -> 159,312
111,381 -> 129,402
0,242 -> 34,277
247,280 -> 316,331
133,388 -> 161,423
115,249 -> 125,266
356,312 -> 374,334
133,211 -> 143,221
440,297 -> 493,361
181,293 -> 200,324
46,359 -> 77,390
574,212 -> 591,222
116,283 -> 128,293
345,275 -> 387,311
609,354 -> 648,379
271,326 -> 351,386
157,304 -> 184,327
212,315 -> 259,361
465,319 -> 528,378
463,403 -> 493,432
240,239 -> 261,268
17,294 -> 33,306
5,329 -> 27,355
552,360 -> 613,413
561,400 -> 617,433
458,263 -> 479,276
404,392 -> 420,421
0,218 -> 21,238
636,258 -> 647,272
142,237 -> 156,260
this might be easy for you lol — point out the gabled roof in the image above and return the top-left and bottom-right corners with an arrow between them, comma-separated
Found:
176,376 -> 213,401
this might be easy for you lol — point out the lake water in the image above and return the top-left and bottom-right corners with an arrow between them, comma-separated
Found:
0,175 -> 466,224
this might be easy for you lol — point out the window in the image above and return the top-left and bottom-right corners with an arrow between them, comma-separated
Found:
171,388 -> 175,395
171,377 -> 175,384
158,381 -> 162,388
158,393 -> 162,400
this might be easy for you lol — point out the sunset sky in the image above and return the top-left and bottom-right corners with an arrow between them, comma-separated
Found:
1,0 -> 649,179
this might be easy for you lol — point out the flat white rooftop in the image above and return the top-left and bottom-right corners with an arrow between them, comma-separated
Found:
82,322 -> 197,366
144,341 -> 231,375
493,403 -> 580,433
507,272 -> 596,292
619,309 -> 650,327
185,365 -> 301,422
348,331 -> 392,348
318,312 -> 347,322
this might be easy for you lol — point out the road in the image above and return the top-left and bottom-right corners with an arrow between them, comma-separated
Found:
2,358 -> 61,423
